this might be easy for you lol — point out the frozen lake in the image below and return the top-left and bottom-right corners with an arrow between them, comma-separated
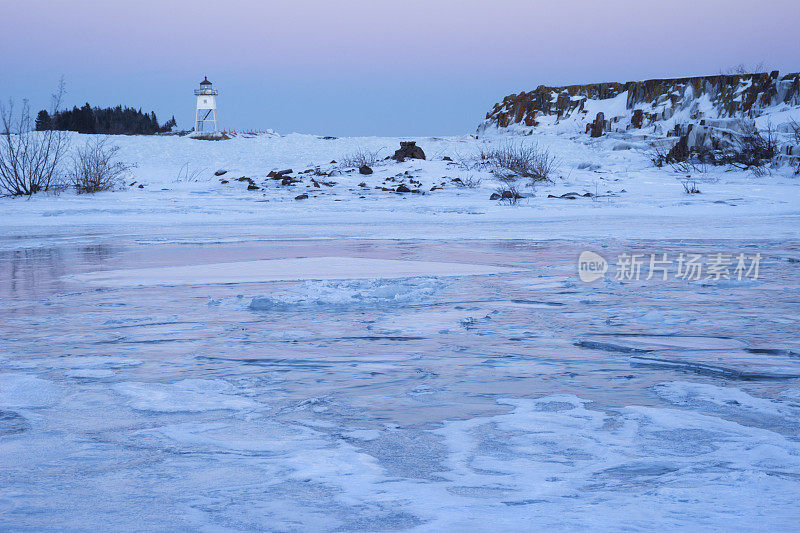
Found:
2,238 -> 800,530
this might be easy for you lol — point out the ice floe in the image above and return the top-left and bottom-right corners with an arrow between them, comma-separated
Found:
249,277 -> 443,310
68,256 -> 520,287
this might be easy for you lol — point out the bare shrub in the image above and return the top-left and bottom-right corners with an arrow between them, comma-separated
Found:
494,184 -> 523,205
729,121 -> 777,174
682,180 -> 701,194
176,163 -> 205,182
452,148 -> 481,172
651,142 -> 708,174
789,118 -> 800,145
454,175 -> 482,188
340,147 -> 382,168
70,137 -> 131,194
0,81 -> 69,196
791,119 -> 800,175
723,62 -> 767,76
652,120 -> 776,175
479,141 -> 558,184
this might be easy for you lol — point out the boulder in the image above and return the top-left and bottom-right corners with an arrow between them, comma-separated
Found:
268,169 -> 293,178
396,184 -> 411,193
631,109 -> 644,129
392,141 -> 426,162
590,112 -> 605,137
214,169 -> 227,176
359,165 -> 373,175
295,193 -> 308,200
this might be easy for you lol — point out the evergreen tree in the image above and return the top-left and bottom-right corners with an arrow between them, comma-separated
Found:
34,103 -> 171,135
35,110 -> 51,131
159,116 -> 177,133
77,103 -> 96,134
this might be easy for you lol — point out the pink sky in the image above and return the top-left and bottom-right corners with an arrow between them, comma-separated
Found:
2,0 -> 799,135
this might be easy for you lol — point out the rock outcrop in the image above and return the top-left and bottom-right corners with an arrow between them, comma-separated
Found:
481,71 -> 800,135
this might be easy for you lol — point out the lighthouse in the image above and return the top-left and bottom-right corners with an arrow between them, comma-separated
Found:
193,76 -> 219,133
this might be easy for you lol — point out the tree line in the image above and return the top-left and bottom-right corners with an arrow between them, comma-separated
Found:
34,103 -> 177,135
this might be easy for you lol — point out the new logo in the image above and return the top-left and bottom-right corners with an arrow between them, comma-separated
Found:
578,251 -> 608,282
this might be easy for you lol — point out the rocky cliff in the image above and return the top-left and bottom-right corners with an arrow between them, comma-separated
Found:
481,71 -> 800,134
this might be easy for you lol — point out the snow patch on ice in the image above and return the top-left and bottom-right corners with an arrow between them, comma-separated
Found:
343,429 -> 383,441
65,369 -> 115,379
0,374 -> 60,409
140,421 -> 327,453
70,256 -> 519,287
45,355 -> 143,370
780,388 -> 800,402
422,394 -> 800,529
655,381 -> 800,421
112,379 -> 263,412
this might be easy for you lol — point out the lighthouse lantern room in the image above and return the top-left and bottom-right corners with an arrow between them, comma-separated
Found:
194,76 -> 219,133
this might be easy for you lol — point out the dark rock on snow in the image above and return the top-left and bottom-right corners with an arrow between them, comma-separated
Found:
295,193 -> 309,200
392,141 -> 426,162
589,112 -> 605,138
268,169 -> 293,178
631,109 -> 644,129
214,169 -> 228,176
359,165 -> 373,175
396,184 -> 411,193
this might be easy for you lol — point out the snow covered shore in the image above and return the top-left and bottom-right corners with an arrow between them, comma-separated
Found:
1,128 -> 798,250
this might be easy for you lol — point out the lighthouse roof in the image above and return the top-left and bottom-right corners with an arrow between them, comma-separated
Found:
200,76 -> 212,85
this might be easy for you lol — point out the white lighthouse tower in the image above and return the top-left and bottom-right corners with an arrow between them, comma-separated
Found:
193,76 -> 219,134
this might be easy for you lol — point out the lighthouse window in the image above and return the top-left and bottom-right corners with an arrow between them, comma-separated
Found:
203,99 -> 207,104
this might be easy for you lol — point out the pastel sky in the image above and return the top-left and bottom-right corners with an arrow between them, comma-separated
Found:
2,0 -> 798,136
